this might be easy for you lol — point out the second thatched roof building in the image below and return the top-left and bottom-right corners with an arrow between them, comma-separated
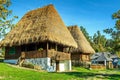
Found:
68,25 -> 95,66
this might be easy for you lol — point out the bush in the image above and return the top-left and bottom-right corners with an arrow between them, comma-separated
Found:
0,58 -> 4,62
22,62 -> 34,69
34,65 -> 42,70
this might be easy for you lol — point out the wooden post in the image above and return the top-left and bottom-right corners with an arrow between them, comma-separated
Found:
35,43 -> 37,50
68,47 -> 71,53
25,45 -> 27,52
55,44 -> 57,51
46,42 -> 49,57
88,54 -> 90,61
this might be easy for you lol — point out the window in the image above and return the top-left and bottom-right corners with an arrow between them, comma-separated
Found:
8,47 -> 16,55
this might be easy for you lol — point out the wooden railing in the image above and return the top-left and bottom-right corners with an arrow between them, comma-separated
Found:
24,50 -> 47,59
91,64 -> 106,70
48,50 -> 70,60
24,50 -> 70,60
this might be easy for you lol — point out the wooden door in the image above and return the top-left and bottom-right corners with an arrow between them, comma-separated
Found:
56,61 -> 59,71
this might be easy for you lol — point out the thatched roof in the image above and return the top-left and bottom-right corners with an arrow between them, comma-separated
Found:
0,4 -> 77,48
68,25 -> 95,54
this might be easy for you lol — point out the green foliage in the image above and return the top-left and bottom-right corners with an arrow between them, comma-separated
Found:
38,48 -> 43,51
0,0 -> 11,19
80,10 -> 120,53
80,26 -> 92,43
80,26 -> 109,52
0,0 -> 18,39
80,26 -> 94,48
92,31 -> 107,52
104,10 -> 120,53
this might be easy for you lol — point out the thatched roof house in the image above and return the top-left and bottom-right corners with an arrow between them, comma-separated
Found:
0,4 -> 77,48
0,4 -> 77,72
68,25 -> 95,66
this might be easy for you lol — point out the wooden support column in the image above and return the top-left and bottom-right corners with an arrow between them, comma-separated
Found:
46,42 -> 49,57
25,45 -> 27,52
35,43 -> 37,50
80,54 -> 83,61
55,44 -> 57,51
88,54 -> 90,61
68,47 -> 72,53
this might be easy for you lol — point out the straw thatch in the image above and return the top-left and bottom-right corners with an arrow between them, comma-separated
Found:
0,4 -> 77,48
68,25 -> 95,54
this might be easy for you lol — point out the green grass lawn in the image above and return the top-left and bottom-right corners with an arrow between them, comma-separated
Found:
0,63 -> 120,80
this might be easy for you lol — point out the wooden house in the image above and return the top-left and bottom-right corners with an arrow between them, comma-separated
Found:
68,26 -> 95,66
91,52 -> 114,69
0,5 -> 77,72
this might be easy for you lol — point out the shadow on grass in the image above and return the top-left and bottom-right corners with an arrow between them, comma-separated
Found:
57,72 -> 120,79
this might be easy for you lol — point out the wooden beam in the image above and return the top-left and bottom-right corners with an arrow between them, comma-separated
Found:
35,43 -> 37,50
55,44 -> 57,51
46,42 -> 49,56
68,47 -> 71,53
25,45 -> 27,52
47,42 -> 49,50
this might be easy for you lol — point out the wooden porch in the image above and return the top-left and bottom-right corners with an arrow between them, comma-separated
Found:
24,50 -> 70,60
5,42 -> 71,60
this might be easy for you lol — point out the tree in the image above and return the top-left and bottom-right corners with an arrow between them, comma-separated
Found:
80,26 -> 92,44
80,26 -> 108,52
0,0 -> 17,39
104,10 -> 120,53
0,0 -> 18,57
92,31 -> 107,52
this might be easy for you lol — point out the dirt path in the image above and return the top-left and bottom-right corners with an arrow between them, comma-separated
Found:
0,76 -> 4,79
7,64 -> 46,72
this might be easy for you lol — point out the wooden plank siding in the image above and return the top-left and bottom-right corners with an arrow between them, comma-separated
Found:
48,50 -> 70,60
71,53 -> 90,61
71,53 -> 90,66
24,50 -> 70,60
5,46 -> 21,59
91,65 -> 106,70
25,50 -> 47,59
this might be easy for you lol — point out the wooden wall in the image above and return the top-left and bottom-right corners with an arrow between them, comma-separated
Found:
71,53 -> 80,60
24,50 -> 70,60
81,54 -> 90,61
5,41 -> 71,61
71,53 -> 90,61
5,46 -> 70,61
5,46 -> 21,59
71,53 -> 91,66
48,50 -> 70,60
24,50 -> 47,59
91,65 -> 106,70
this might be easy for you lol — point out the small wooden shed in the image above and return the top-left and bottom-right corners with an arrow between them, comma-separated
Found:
91,52 -> 113,69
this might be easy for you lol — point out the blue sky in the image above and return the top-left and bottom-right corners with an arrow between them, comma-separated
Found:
10,0 -> 120,38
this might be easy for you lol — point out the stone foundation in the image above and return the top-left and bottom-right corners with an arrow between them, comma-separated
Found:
4,58 -> 72,72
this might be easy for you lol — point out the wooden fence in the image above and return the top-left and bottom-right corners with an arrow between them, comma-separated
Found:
90,64 -> 106,70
